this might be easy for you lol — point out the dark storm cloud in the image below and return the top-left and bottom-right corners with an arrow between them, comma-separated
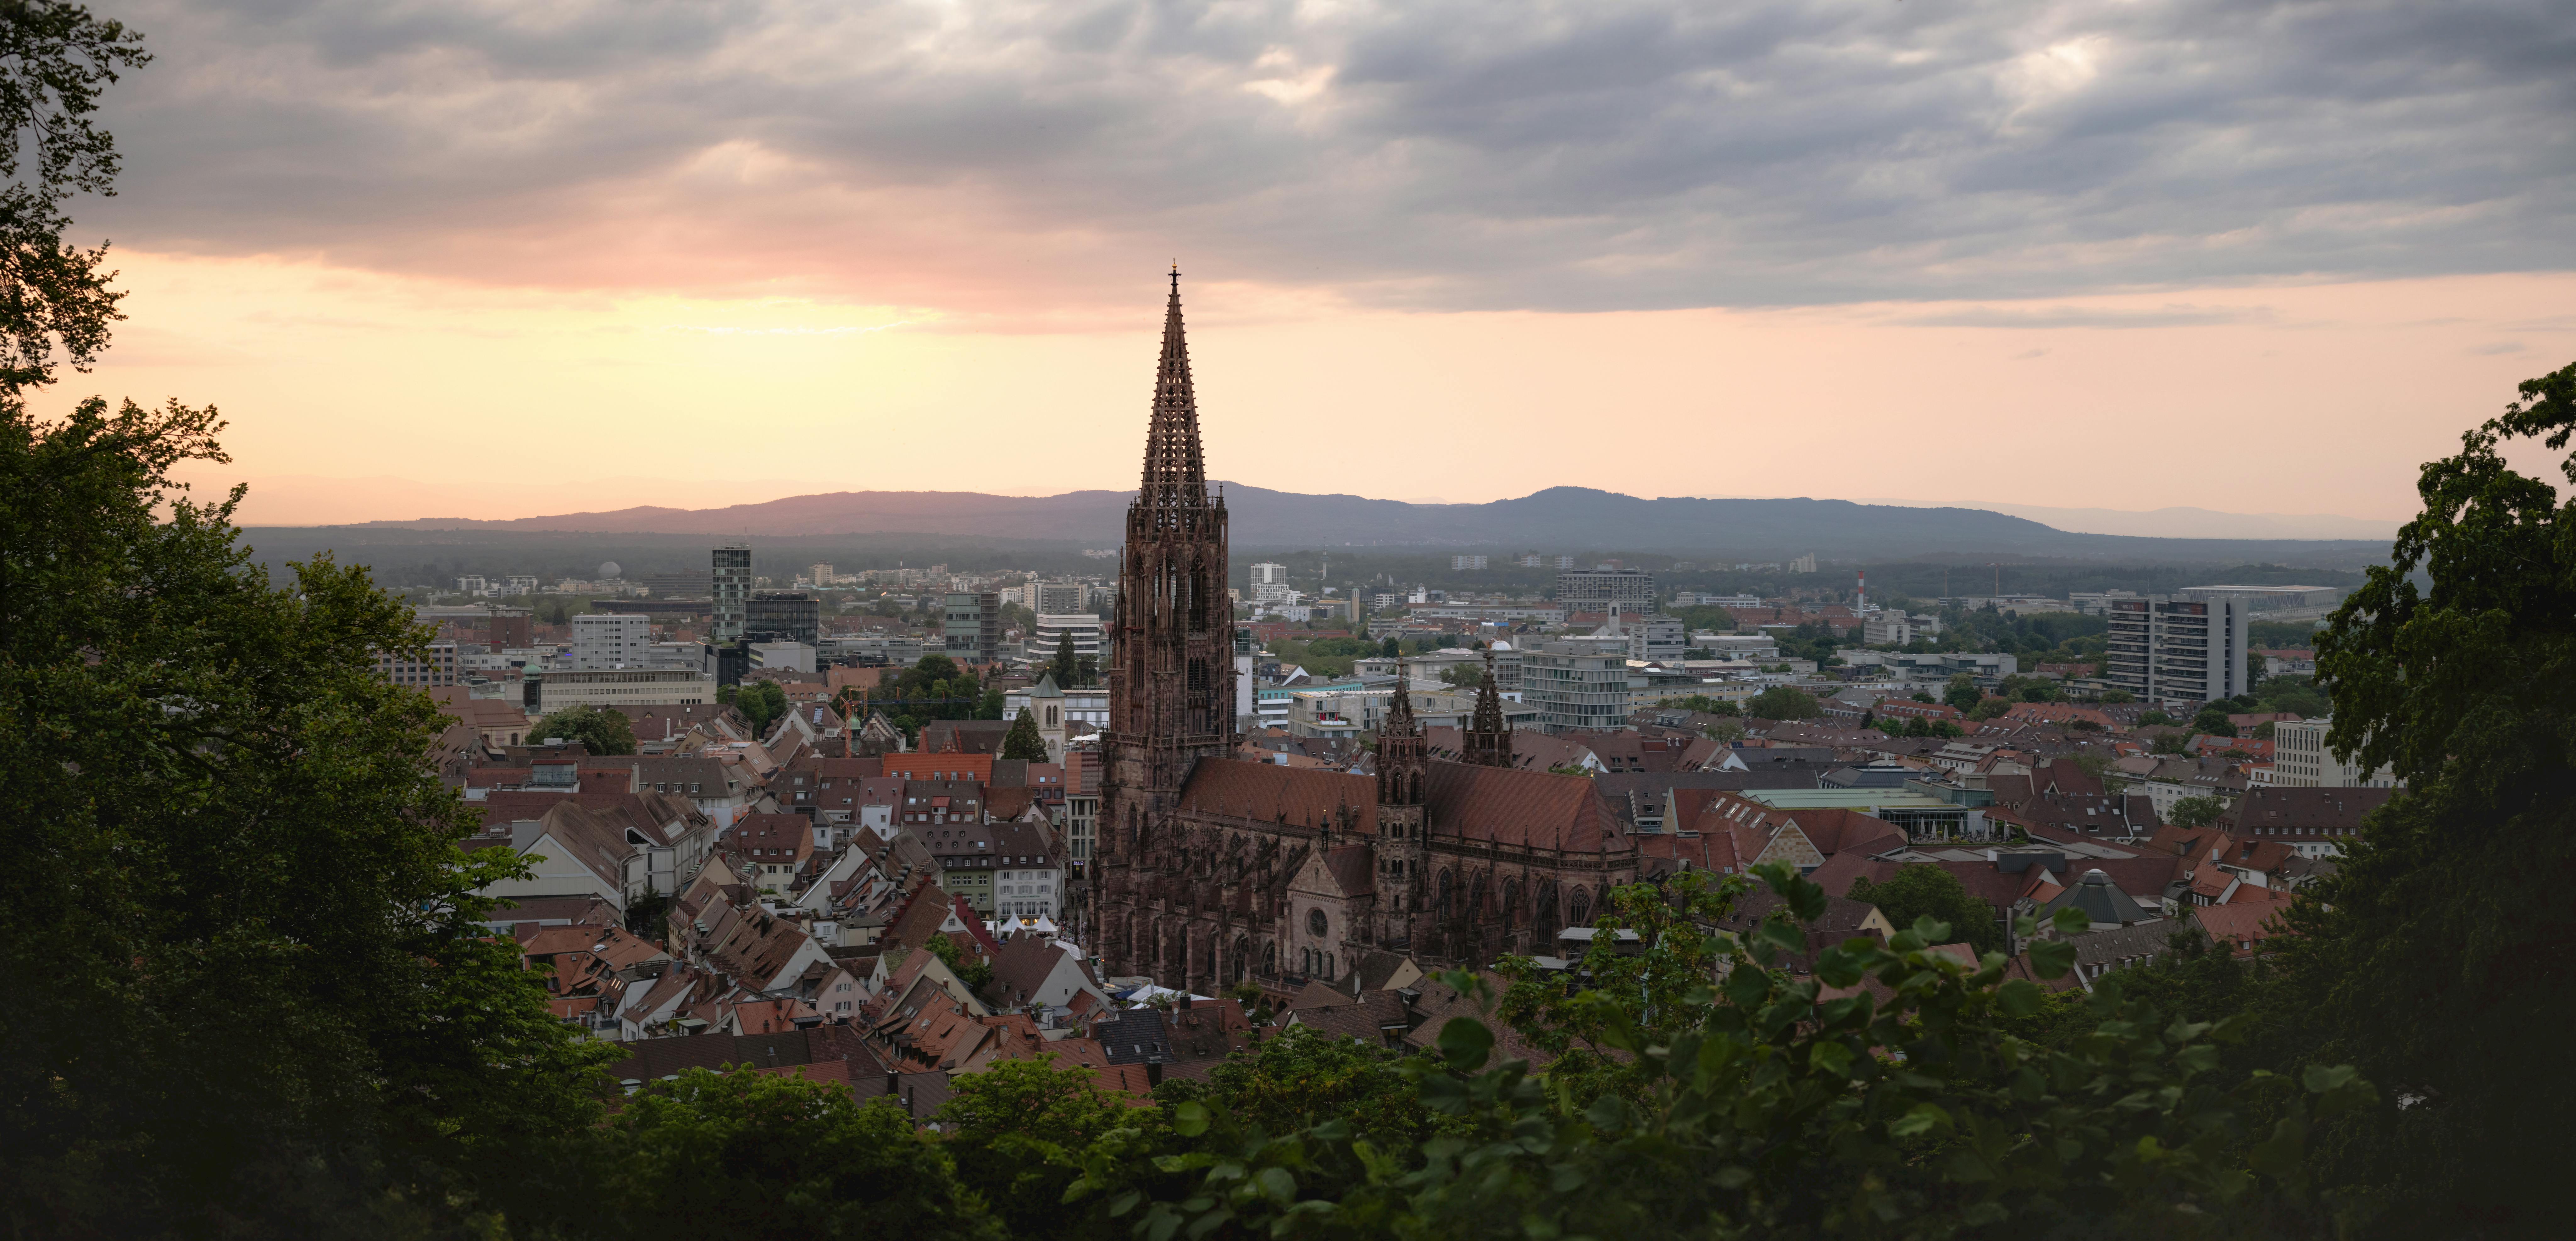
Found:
79,0 -> 2576,310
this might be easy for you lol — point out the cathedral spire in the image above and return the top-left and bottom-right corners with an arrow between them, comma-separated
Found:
1463,648 -> 1513,767
1138,265 -> 1209,513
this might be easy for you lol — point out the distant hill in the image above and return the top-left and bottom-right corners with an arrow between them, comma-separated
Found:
346,483 -> 2389,565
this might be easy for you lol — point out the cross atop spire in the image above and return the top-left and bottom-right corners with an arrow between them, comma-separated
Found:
1138,268 -> 1209,514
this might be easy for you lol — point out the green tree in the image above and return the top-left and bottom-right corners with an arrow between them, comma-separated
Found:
2191,704 -> 2238,737
2139,709 -> 2177,727
0,19 -> 618,1227
0,0 -> 143,396
718,678 -> 788,735
1929,718 -> 1964,738
1968,695 -> 2012,721
922,931 -> 994,992
1048,628 -> 1080,687
1438,662 -> 1482,687
2168,796 -> 2227,829
1743,685 -> 1820,720
1941,671 -> 1983,711
936,1056 -> 1135,1240
2274,359 -> 2576,1232
1166,1024 -> 1441,1154
1379,636 -> 1400,658
2251,675 -> 2329,718
580,1068 -> 995,1241
1848,863 -> 2002,953
1654,693 -> 1738,716
1001,708 -> 1048,761
2151,731 -> 2192,755
530,702 -> 638,755
1091,866 -> 2373,1239
1910,690 -> 1936,704
1,403 -> 619,1233
2101,687 -> 2136,703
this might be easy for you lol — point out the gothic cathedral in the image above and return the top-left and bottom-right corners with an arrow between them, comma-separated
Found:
1091,273 -> 1637,994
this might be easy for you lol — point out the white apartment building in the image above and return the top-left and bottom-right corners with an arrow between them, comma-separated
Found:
1249,562 -> 1293,606
1696,634 -> 1781,662
2270,718 -> 2401,788
1285,685 -> 1472,740
1033,613 -> 1104,660
570,612 -> 652,669
748,641 -> 815,673
1626,614 -> 1689,664
1029,580 -> 1089,614
1863,613 -> 1944,645
1451,555 -> 1488,570
1521,643 -> 1636,733
2103,596 -> 2250,707
532,668 -> 716,713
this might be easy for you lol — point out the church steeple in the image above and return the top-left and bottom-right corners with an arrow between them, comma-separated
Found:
1139,265 -> 1209,515
1098,269 -> 1238,989
1463,648 -> 1513,768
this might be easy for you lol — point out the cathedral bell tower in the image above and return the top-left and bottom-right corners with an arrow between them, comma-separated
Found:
1095,268 -> 1238,982
1376,662 -> 1429,949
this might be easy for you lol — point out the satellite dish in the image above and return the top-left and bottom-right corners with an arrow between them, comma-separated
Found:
599,561 -> 622,578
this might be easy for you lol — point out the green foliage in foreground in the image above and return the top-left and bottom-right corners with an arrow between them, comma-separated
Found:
1075,871 -> 2374,1241
580,1068 -> 995,1241
3,400 -> 621,1234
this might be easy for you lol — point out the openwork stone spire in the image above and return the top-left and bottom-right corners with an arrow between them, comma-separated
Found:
1138,265 -> 1209,515
1463,648 -> 1513,767
1097,268 -> 1238,989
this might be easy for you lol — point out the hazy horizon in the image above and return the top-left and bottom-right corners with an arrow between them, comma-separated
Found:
21,1 -> 2558,532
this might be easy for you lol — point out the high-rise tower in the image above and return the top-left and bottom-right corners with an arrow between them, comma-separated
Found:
1095,269 -> 1238,977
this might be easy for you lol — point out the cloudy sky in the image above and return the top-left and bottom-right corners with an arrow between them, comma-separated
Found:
41,0 -> 2576,527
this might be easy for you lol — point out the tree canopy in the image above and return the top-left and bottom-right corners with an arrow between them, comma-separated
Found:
531,702 -> 638,755
718,678 -> 789,736
1848,863 -> 2002,953
0,15 -> 616,1231
1743,685 -> 1821,720
2273,358 -> 2576,1232
1001,707 -> 1049,761
2,387 -> 617,1238
2168,796 -> 2227,829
